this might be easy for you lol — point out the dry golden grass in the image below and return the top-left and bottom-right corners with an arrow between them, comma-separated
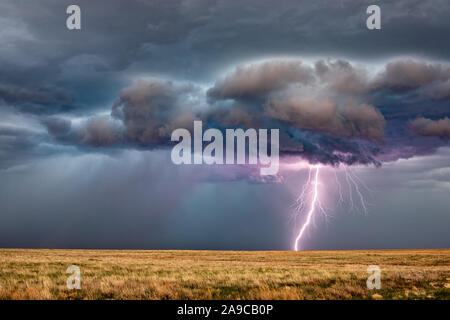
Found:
0,248 -> 449,300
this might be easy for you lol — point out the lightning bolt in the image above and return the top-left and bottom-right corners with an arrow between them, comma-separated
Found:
294,165 -> 321,251
294,166 -> 312,213
292,164 -> 370,251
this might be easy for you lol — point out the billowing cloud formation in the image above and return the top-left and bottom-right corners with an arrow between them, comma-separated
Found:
0,0 -> 448,171
111,79 -> 199,145
373,59 -> 450,92
265,98 -> 385,144
207,61 -> 314,100
43,79 -> 201,148
42,58 -> 449,168
410,117 -> 450,138
76,115 -> 123,147
207,59 -> 386,146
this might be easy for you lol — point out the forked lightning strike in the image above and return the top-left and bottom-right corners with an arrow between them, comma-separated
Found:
294,165 -> 321,251
293,164 -> 370,251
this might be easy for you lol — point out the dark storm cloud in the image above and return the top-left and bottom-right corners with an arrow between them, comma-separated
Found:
1,0 -> 449,168
265,98 -> 385,144
373,60 -> 450,91
77,115 -> 124,147
111,79 -> 199,145
0,0 -> 449,250
41,78 -> 202,148
204,58 -> 448,165
1,0 -> 449,120
39,57 -> 448,168
0,84 -> 75,114
206,59 -> 385,144
410,117 -> 450,138
42,117 -> 72,138
207,60 -> 315,100
1,0 -> 450,84
42,114 -> 124,147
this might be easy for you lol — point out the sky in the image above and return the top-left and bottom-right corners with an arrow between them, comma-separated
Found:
0,0 -> 449,250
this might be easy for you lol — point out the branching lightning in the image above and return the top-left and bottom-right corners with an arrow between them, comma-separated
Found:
294,165 -> 321,251
293,164 -> 371,251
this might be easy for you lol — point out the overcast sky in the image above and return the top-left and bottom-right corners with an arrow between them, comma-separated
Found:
0,0 -> 449,250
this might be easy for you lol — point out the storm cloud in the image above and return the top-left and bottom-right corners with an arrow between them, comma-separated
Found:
207,60 -> 315,100
410,117 -> 450,138
38,57 -> 450,168
0,0 -> 449,250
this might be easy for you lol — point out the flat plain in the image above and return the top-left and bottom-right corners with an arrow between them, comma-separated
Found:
0,248 -> 448,299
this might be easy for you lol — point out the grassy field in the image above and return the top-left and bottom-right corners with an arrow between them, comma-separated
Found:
0,248 -> 449,300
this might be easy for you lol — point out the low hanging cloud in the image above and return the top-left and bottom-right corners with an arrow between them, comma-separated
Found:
44,79 -> 200,148
314,59 -> 369,95
42,58 -> 450,169
373,59 -> 450,91
76,115 -> 123,147
207,60 -> 315,100
0,84 -> 75,114
111,79 -> 199,145
410,117 -> 450,138
265,97 -> 385,144
431,80 -> 450,100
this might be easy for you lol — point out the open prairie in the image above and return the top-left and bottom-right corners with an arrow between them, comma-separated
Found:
0,249 -> 448,300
